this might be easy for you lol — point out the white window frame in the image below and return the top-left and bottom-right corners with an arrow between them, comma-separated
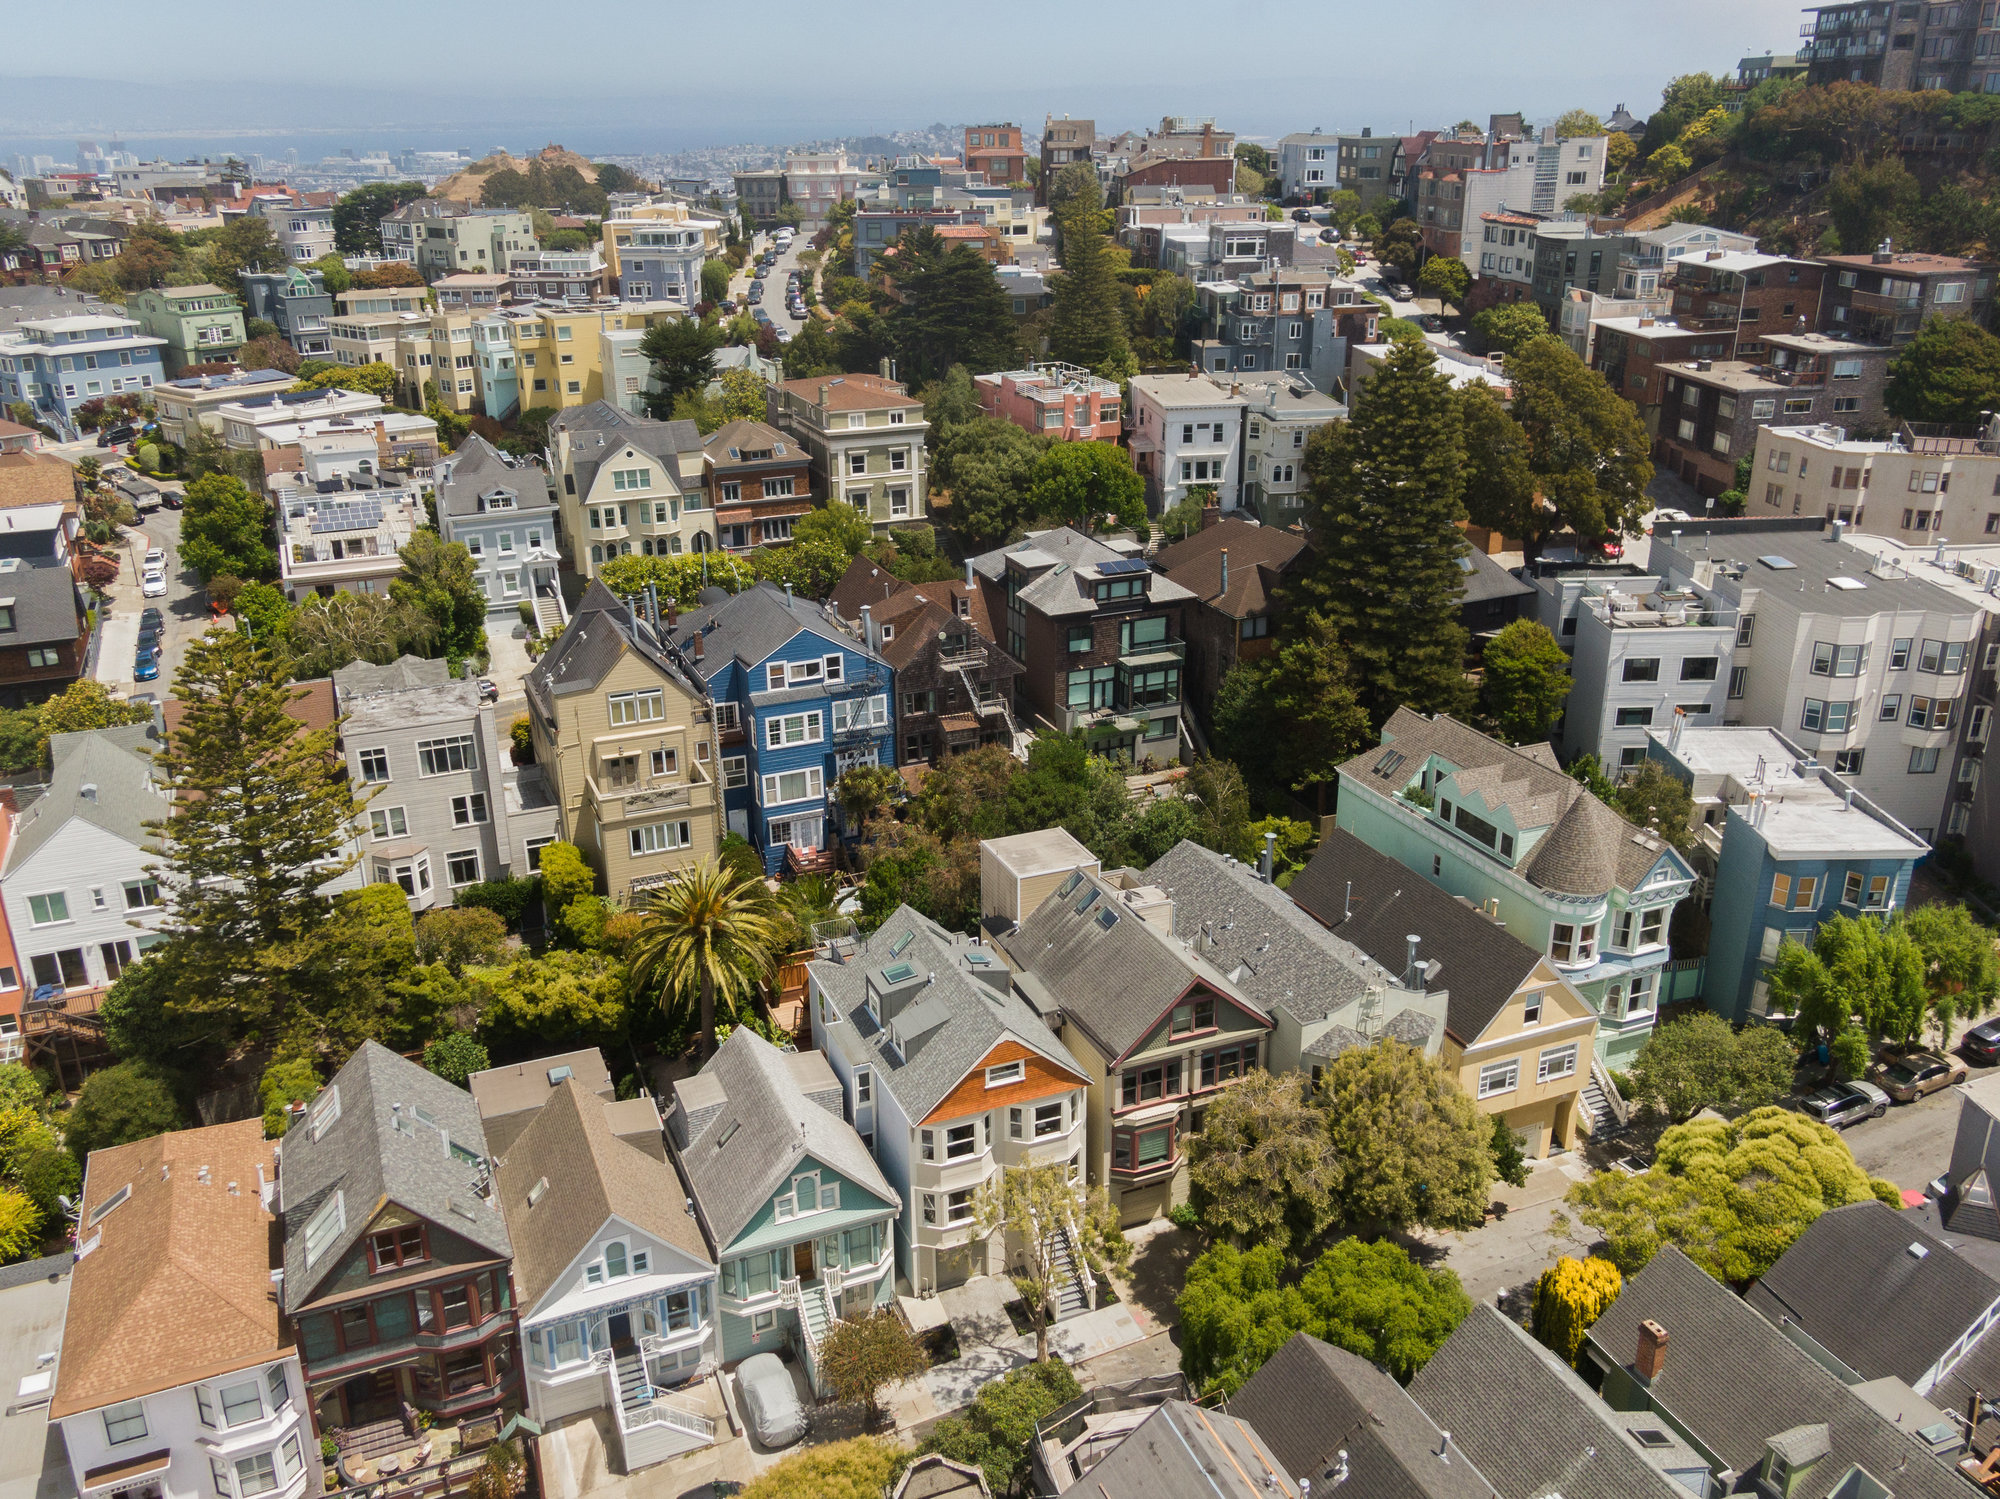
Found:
1478,1060 -> 1519,1098
1537,1043 -> 1578,1083
760,766 -> 825,807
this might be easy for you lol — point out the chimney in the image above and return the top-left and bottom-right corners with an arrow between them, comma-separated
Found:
79,783 -> 97,802
1403,934 -> 1423,989
860,603 -> 875,651
1219,548 -> 1229,597
1260,830 -> 1276,882
691,631 -> 704,661
1634,1318 -> 1669,1383
1873,238 -> 1894,264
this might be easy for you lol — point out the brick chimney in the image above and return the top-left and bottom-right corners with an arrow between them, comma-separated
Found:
1634,1319 -> 1669,1383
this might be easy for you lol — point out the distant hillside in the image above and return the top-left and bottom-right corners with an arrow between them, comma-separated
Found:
434,144 -> 599,204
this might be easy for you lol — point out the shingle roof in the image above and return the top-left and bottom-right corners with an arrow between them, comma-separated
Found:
1227,1335 -> 1502,1499
0,449 -> 77,511
776,370 -> 921,412
434,433 -> 548,519
674,1028 -> 895,1249
494,1078 -> 708,1314
1744,1200 -> 2000,1388
1150,517 -> 1305,620
1459,549 -> 1536,607
966,528 -> 1197,619
525,579 -> 708,721
828,556 -> 997,643
278,1042 -> 510,1312
1077,1401 -> 1294,1498
1409,1305 -> 1688,1499
551,400 -> 701,501
1586,1246 -> 1972,1499
7,723 -> 164,873
702,418 -> 796,470
51,1121 -> 286,1419
669,579 -> 885,681
810,906 -> 1086,1120
0,554 -> 82,642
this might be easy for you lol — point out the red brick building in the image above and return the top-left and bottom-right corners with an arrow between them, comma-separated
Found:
963,124 -> 1027,187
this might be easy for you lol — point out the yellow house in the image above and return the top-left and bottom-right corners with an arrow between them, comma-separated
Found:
546,401 -> 713,579
1290,829 -> 1599,1158
524,579 -> 723,901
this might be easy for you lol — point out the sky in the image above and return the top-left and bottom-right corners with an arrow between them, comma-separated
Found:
1,0 -> 1813,157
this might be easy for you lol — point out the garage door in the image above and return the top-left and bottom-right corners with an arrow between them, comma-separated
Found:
934,1244 -> 975,1291
1120,1181 -> 1173,1228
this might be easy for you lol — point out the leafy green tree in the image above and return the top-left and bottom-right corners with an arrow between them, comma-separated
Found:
1825,156 -> 1917,255
780,316 -> 839,379
1608,760 -> 1697,852
974,1161 -> 1128,1362
1768,911 -> 1930,1053
259,1057 -> 320,1136
814,1310 -> 929,1425
65,1062 -> 186,1164
793,502 -> 872,556
1493,336 -> 1653,555
293,361 -> 397,398
1320,1039 -> 1496,1235
390,530 -> 485,658
637,317 -> 722,416
1047,205 -> 1131,376
1886,318 -> 2000,427
1899,904 -> 2000,1043
1297,340 -> 1472,721
1627,1011 -> 1797,1123
627,858 -> 787,1057
1566,1106 -> 1899,1281
1469,303 -> 1548,357
884,230 -> 1021,383
1185,756 -> 1257,863
1187,1069 -> 1342,1254
0,707 -> 38,775
1553,110 -> 1608,137
1046,160 -> 1102,217
598,551 -> 756,606
735,1439 -> 898,1499
1646,143 -> 1691,182
1644,73 -> 1725,153
753,540 -> 849,599
182,473 -> 277,582
1490,1112 -> 1529,1188
1530,1256 -> 1621,1366
232,581 -> 294,643
415,906 -> 510,974
1027,440 -> 1145,533
1220,613 -> 1370,814
423,1032 -> 491,1086
332,182 -> 428,254
537,840 -> 595,917
1481,620 -> 1573,743
474,950 -> 629,1050
933,415 -> 1045,549
279,591 -> 436,679
1156,492 -> 1208,542
1177,1240 -> 1470,1396
1323,189 -> 1363,233
922,364 -> 981,432
1417,255 -> 1470,306
33,680 -> 151,765
919,1360 -> 1082,1497
0,1191 -> 39,1262
698,258 -> 731,306
309,254 -> 353,296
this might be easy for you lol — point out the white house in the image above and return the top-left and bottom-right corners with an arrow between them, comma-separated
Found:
432,435 -> 564,623
52,1120 -> 322,1499
1,724 -> 170,996
1125,373 -> 1248,517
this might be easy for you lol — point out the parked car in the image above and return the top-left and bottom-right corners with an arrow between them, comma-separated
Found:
736,1353 -> 807,1448
1419,314 -> 1445,332
142,572 -> 168,598
144,546 -> 165,569
1799,1079 -> 1890,1128
1596,535 -> 1626,560
133,648 -> 160,683
137,625 -> 162,653
1291,207 -> 1314,222
139,607 -> 163,630
1964,1017 -> 2000,1064
476,678 -> 498,704
160,490 -> 183,510
1870,1051 -> 1968,1102
97,424 -> 136,448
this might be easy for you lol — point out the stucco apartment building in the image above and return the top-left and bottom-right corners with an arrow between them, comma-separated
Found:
1749,415 -> 2000,542
973,363 -> 1122,443
1126,373 -> 1248,515
766,372 -> 929,531
963,125 -> 1027,186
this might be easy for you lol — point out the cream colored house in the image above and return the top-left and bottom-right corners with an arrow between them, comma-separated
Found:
546,401 -> 713,578
767,371 -> 930,531
524,580 -> 722,900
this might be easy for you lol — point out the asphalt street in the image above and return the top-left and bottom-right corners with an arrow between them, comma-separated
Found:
729,230 -> 813,338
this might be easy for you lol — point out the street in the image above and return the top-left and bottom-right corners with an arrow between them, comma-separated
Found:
92,494 -> 207,701
728,230 -> 813,337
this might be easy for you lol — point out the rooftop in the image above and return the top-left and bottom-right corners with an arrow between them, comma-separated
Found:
1654,520 -> 1989,621
1819,250 -> 1992,273
1126,372 -> 1248,407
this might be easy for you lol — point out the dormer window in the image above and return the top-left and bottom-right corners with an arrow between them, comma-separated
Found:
0,603 -> 15,631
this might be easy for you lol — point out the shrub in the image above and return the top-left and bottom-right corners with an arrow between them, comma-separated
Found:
919,1360 -> 1083,1497
66,1062 -> 185,1163
538,842 -> 594,921
1531,1255 -> 1622,1365
423,1032 -> 491,1086
259,1057 -> 320,1137
509,715 -> 533,762
455,874 -> 543,929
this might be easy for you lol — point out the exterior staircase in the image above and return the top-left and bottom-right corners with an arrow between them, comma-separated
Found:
613,1347 -> 649,1415
533,588 -> 566,637
1578,1059 -> 1630,1136
1047,1226 -> 1092,1321
606,1345 -> 717,1470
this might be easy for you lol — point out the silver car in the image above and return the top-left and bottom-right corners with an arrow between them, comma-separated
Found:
1800,1079 -> 1890,1128
736,1353 -> 808,1448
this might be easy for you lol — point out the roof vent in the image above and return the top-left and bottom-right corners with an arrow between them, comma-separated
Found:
1908,1241 -> 1931,1260
527,1176 -> 549,1207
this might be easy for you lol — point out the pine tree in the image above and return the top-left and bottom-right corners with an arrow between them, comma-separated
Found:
1046,205 -> 1130,376
1298,340 -> 1473,721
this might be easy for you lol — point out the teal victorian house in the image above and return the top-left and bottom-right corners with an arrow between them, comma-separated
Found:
666,1029 -> 901,1393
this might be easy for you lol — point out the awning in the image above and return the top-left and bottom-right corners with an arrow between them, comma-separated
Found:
82,1451 -> 171,1494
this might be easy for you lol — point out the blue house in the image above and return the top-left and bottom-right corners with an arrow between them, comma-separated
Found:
1647,722 -> 1929,1023
0,314 -> 168,440
671,581 -> 894,874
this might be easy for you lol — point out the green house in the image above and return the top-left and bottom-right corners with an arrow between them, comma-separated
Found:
667,1028 -> 901,1393
124,284 -> 245,376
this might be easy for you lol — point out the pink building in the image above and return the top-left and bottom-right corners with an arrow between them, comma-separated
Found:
973,362 -> 1123,442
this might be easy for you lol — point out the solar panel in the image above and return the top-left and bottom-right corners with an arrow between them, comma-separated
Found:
1757,555 -> 1798,571
1097,557 -> 1150,576
309,499 -> 385,534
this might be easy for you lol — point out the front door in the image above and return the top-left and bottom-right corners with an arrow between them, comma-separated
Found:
607,1311 -> 633,1348
794,1240 -> 816,1282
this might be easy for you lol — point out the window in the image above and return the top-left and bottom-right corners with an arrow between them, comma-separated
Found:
219,1379 -> 264,1427
985,1059 -> 1025,1087
1680,657 -> 1719,682
721,755 -> 748,789
945,1188 -> 976,1224
370,1224 -> 426,1271
1880,694 -> 1903,721
1623,658 -> 1660,683
369,806 -> 408,839
1538,1043 -> 1578,1083
1033,1100 -> 1064,1137
1911,746 -> 1942,773
123,879 -> 159,911
1891,638 -> 1913,670
1478,1060 -> 1519,1098
446,850 -> 480,886
608,689 -> 665,725
945,1122 -> 978,1159
26,891 -> 68,926
235,1453 -> 278,1498
630,820 -> 692,856
1170,997 -> 1217,1035
760,767 -> 824,805
1770,873 -> 1792,908
1068,625 -> 1093,654
451,793 -> 489,827
1616,707 -> 1654,727
764,711 -> 824,748
831,695 -> 888,734
1811,642 -> 1868,677
1522,993 -> 1543,1026
1550,922 -> 1597,964
1729,666 -> 1749,699
103,1400 -> 147,1445
417,735 -> 477,775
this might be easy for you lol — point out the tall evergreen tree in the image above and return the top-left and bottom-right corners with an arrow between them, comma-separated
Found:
884,231 -> 1020,383
1047,206 -> 1130,376
1298,340 -> 1472,721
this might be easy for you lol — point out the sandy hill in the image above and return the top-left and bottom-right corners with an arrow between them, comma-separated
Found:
433,145 -> 599,204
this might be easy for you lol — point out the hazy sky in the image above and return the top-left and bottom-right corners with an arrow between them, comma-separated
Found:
2,0 -> 1813,152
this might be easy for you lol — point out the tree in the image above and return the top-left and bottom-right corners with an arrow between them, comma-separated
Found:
237,333 -> 301,374
332,182 -> 428,254
753,540 -> 849,599
415,906 -> 510,974
423,1032 -> 491,1086
65,1062 -> 185,1164
1323,189 -> 1364,233
1177,1240 -> 1470,1396
1767,911 -> 1930,1051
933,416 -> 1045,549
280,591 -> 436,679
353,262 -> 425,290
390,530 -> 485,659
1826,157 -> 1918,256
1646,143 -> 1692,182
1645,73 -> 1726,152
309,254 -> 353,296
293,361 -> 397,399
815,1310 -> 929,1425
1530,1256 -> 1621,1366
1027,441 -> 1146,534
1566,1107 -> 1899,1281
698,258 -> 731,306
34,680 -> 151,765
1553,110 -> 1608,138
1046,205 -> 1131,376
1046,160 -> 1102,217
627,859 -> 787,1058
1900,904 -> 2000,1044
736,1439 -> 899,1499
1607,132 -> 1639,175
1496,336 -> 1653,554
1210,615 -> 1369,812
0,1192 -> 38,1263
474,950 -> 629,1050
1608,760 -> 1697,852
973,1161 -> 1127,1362
920,1360 -> 1082,1498
1886,318 -> 2000,427
792,502 -> 873,556
1319,1040 -> 1496,1235
1481,619 -> 1572,743
1374,216 -> 1422,276
1417,255 -> 1470,306
259,1057 -> 320,1136
885,233 -> 1022,383
1186,1069 -> 1341,1254
1627,1011 -> 1797,1123
181,473 -> 277,582
536,841 -> 595,918
1297,340 -> 1472,721
1184,756 -> 1257,863
463,1439 -> 525,1499
1470,302 -> 1549,356
637,317 -> 722,416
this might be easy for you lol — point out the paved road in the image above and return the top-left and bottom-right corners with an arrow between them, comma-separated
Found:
93,502 -> 209,700
728,232 -> 814,339
1835,1046 -> 1999,1193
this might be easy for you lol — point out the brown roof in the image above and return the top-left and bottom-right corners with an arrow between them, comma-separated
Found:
702,418 -> 797,470
163,678 -> 335,741
1151,517 -> 1306,619
495,1077 -> 708,1313
829,557 -> 995,641
1818,251 -> 1991,273
0,419 -> 40,440
775,371 -> 921,411
0,450 -> 77,511
52,1121 -> 287,1418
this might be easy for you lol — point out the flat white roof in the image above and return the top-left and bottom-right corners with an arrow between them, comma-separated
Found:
982,827 -> 1098,878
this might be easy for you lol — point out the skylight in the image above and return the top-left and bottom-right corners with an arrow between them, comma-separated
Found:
303,1190 -> 345,1265
1056,871 -> 1084,900
1828,576 -> 1866,590
887,930 -> 915,960
1757,555 -> 1798,571
1095,908 -> 1119,932
1373,748 -> 1407,777
87,1184 -> 130,1228
307,1086 -> 341,1141
547,1065 -> 573,1084
1075,887 -> 1100,916
882,961 -> 919,984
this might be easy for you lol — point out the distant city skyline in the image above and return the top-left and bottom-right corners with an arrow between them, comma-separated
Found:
3,0 -> 1807,159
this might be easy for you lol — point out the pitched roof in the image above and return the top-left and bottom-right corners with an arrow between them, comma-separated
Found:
872,592 -> 1015,675
434,433 -> 548,519
776,370 -> 922,411
1226,1335 -> 1502,1499
828,556 -> 996,642
701,418 -> 797,470
0,448 -> 77,510
810,906 -> 1086,1120
525,579 -> 707,721
1409,1305 -> 1689,1499
494,1078 -> 708,1313
1150,517 -> 1306,619
52,1121 -> 286,1418
7,723 -> 164,873
673,1028 -> 896,1248
669,579 -> 885,681
1078,1401 -> 1294,1498
966,528 -> 1198,619
1287,830 -> 1545,1046
551,400 -> 701,500
0,554 -> 83,642
1744,1199 -> 2000,1388
1586,1246 -> 1971,1499
1459,549 -> 1536,607
278,1042 -> 510,1312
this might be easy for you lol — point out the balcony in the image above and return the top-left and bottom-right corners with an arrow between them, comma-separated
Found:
1846,288 -> 1923,313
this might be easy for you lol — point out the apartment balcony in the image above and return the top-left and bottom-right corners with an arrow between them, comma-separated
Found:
1845,288 -> 1924,313
588,763 -> 714,812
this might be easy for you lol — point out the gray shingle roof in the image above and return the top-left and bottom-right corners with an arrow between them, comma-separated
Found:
0,554 -> 84,645
669,580 -> 886,681
1585,1246 -> 1972,1499
1226,1335 -> 1502,1499
965,528 -> 1197,619
525,578 -> 708,721
673,1028 -> 896,1249
1408,1305 -> 1688,1499
278,1042 -> 510,1312
551,400 -> 700,502
434,433 -> 549,519
1077,1401 -> 1294,1498
7,724 -> 164,873
809,906 -> 1086,1121
1459,550 -> 1536,607
1744,1200 -> 2000,1388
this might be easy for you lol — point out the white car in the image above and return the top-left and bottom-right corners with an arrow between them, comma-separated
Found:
144,547 -> 165,569
141,573 -> 168,598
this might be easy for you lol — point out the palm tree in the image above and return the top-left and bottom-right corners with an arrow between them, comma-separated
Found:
627,858 -> 787,1058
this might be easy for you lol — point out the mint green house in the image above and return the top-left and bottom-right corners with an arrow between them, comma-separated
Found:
666,1029 -> 901,1393
124,283 -> 245,376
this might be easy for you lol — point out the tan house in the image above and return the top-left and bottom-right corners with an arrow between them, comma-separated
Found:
1290,829 -> 1599,1158
545,401 -> 711,580
525,579 -> 721,900
765,371 -> 930,531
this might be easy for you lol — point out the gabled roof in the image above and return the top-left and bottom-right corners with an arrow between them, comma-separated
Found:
810,906 -> 1086,1121
1586,1246 -> 1971,1499
1744,1199 -> 2000,1388
51,1121 -> 286,1419
673,1028 -> 895,1249
1227,1335 -> 1501,1499
0,448 -> 77,511
966,528 -> 1198,619
7,723 -> 163,873
1077,1401 -> 1293,1498
828,556 -> 997,642
551,400 -> 701,500
278,1042 -> 510,1312
872,593 -> 1015,676
1288,830 -> 1544,1046
0,554 -> 82,640
525,579 -> 707,721
434,433 -> 548,519
669,579 -> 885,681
494,1078 -> 708,1314
1149,517 -> 1305,620
1409,1305 -> 1688,1499
1459,549 -> 1536,607
702,418 -> 798,470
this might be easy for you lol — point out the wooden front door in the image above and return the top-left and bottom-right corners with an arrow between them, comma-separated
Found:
793,1240 -> 816,1282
